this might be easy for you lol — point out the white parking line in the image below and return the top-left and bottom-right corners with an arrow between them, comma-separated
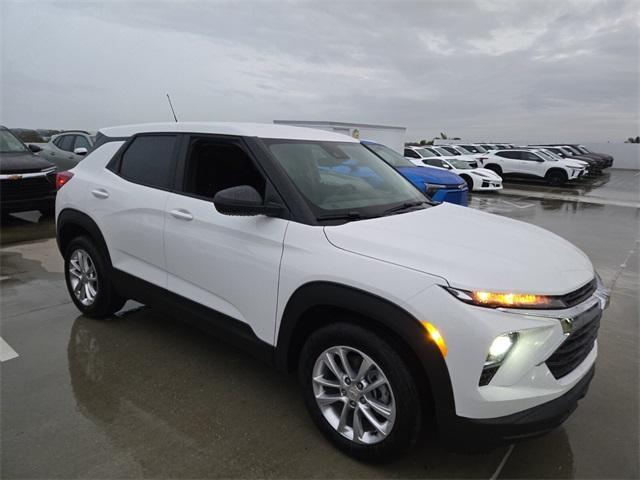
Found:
0,336 -> 19,362
490,443 -> 514,479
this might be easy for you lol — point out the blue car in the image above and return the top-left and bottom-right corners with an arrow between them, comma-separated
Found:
362,141 -> 468,206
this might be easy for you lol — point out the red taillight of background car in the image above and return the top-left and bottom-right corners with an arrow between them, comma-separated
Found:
55,171 -> 74,190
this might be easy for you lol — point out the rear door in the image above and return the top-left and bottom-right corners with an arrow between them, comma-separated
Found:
163,135 -> 289,344
86,134 -> 179,287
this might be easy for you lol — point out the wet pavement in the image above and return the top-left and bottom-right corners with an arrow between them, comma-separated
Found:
1,170 -> 638,478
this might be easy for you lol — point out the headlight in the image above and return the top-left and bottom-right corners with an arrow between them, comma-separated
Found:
445,287 -> 566,309
424,183 -> 445,190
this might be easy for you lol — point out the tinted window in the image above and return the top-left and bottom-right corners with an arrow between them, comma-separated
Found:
424,158 -> 444,168
119,135 -> 177,189
442,146 -> 459,155
180,137 -> 265,199
365,143 -> 414,168
496,151 -> 521,159
523,151 -> 542,161
74,135 -> 91,150
404,149 -> 419,158
59,135 -> 75,152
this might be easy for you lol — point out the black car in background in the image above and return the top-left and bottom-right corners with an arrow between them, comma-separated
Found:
529,145 -> 605,173
1,126 -> 57,216
567,144 -> 614,168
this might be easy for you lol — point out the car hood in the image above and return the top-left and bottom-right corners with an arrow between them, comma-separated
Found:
396,165 -> 464,185
0,151 -> 55,174
559,159 -> 588,168
324,203 -> 593,294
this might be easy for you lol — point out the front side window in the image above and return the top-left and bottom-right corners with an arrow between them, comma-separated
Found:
433,147 -> 451,156
523,151 -> 543,161
179,137 -> 265,199
58,135 -> 75,152
74,135 -> 91,150
0,129 -> 28,153
119,135 -> 177,189
263,139 -> 426,219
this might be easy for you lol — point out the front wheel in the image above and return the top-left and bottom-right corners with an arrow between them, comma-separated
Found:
460,175 -> 474,191
299,322 -> 423,462
545,170 -> 567,186
64,236 -> 126,318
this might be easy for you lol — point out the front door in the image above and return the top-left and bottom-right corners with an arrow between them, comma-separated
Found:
163,135 -> 288,344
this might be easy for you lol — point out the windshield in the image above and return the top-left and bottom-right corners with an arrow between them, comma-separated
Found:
448,159 -> 474,169
364,142 -> 414,168
436,147 -> 460,157
0,129 -> 28,153
577,145 -> 590,154
455,146 -> 473,154
460,145 -> 478,153
263,139 -> 427,220
416,147 -> 438,158
535,150 -> 557,162
471,145 -> 487,153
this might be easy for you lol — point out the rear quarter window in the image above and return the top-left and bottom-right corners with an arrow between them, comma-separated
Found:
118,135 -> 178,189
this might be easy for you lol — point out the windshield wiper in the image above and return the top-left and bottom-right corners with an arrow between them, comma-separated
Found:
316,211 -> 369,221
382,201 -> 428,216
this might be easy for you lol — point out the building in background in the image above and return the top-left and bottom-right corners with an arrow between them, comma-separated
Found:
273,120 -> 406,153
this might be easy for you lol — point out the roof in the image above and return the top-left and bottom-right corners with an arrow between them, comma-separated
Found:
98,122 -> 359,142
273,120 -> 406,131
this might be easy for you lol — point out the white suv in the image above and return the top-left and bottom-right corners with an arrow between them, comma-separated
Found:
480,149 -> 588,185
55,123 -> 609,461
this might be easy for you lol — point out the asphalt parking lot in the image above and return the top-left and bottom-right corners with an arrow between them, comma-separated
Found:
1,170 -> 638,479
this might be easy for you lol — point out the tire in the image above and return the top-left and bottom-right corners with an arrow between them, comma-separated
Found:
460,175 -> 474,192
64,236 -> 126,318
484,164 -> 502,177
299,322 -> 423,462
545,170 -> 567,186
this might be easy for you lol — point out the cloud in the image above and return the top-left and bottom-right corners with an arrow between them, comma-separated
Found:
1,0 -> 638,142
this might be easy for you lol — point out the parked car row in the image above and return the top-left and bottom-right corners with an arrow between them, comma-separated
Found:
53,122 -> 608,462
406,142 -> 614,187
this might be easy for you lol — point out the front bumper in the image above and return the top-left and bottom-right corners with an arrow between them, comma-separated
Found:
442,365 -> 595,448
407,277 -> 608,425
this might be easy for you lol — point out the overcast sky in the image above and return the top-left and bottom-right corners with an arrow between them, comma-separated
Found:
1,0 -> 638,142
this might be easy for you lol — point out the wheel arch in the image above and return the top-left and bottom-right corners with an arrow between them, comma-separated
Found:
546,167 -> 568,178
57,209 -> 111,265
484,163 -> 502,175
275,281 -> 456,422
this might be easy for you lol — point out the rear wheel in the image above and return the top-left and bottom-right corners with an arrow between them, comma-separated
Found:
484,164 -> 502,177
299,322 -> 422,462
545,170 -> 567,186
64,236 -> 126,318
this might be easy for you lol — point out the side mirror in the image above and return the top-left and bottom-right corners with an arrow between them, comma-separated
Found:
28,144 -> 42,153
74,147 -> 88,156
213,185 -> 283,217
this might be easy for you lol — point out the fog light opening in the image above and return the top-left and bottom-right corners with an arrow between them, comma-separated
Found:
485,332 -> 519,367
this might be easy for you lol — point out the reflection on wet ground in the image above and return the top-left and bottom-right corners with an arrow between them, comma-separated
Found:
1,171 -> 638,478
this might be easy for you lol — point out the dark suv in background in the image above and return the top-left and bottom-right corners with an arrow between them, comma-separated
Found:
0,126 -> 57,216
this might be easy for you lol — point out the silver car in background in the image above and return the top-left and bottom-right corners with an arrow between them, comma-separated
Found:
39,131 -> 95,170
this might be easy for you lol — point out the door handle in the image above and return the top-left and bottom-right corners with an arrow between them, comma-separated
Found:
170,209 -> 193,221
91,188 -> 109,199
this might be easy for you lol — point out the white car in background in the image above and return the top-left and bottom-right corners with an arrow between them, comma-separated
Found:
410,156 -> 503,192
479,148 -> 589,186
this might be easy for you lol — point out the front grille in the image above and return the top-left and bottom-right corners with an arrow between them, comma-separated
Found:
561,279 -> 597,308
546,305 -> 601,379
0,176 -> 55,201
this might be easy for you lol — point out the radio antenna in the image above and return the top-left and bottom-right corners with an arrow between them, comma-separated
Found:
166,93 -> 178,122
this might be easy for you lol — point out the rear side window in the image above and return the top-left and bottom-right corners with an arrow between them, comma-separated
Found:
119,135 -> 177,189
496,151 -> 521,159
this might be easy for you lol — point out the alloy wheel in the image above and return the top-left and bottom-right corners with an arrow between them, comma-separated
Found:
68,249 -> 99,306
312,346 -> 396,445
